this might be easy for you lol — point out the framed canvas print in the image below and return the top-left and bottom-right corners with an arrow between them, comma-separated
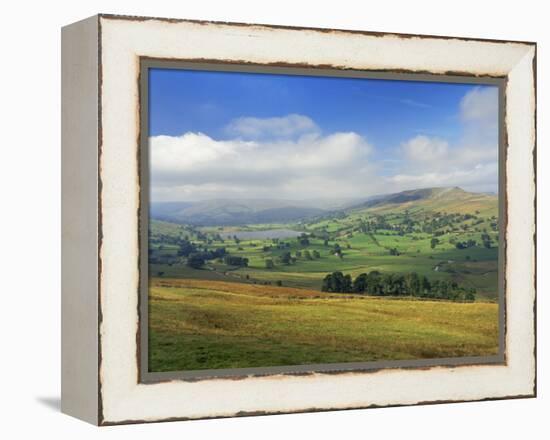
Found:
61,14 -> 536,425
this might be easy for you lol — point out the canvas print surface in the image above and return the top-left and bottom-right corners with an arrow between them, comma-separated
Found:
146,68 -> 500,373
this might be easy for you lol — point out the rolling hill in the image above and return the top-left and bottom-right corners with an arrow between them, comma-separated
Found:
351,187 -> 497,216
150,199 -> 327,226
150,187 -> 498,226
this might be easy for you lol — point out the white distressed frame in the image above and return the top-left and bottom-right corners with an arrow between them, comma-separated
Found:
65,14 -> 536,425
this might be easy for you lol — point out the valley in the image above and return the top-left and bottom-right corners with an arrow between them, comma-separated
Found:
149,187 -> 499,300
148,186 -> 500,371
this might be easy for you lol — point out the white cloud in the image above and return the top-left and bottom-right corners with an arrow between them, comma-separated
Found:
460,86 -> 498,124
401,135 -> 449,162
150,115 -> 375,201
225,114 -> 319,139
388,162 -> 498,193
392,86 -> 499,193
399,134 -> 496,172
151,87 -> 500,202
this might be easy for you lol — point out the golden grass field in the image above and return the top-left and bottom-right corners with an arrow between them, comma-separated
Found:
148,277 -> 499,372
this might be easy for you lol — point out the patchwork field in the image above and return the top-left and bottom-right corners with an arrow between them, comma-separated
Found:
149,278 -> 499,372
148,187 -> 501,372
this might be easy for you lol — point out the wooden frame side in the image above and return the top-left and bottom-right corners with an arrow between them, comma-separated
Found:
61,15 -> 100,425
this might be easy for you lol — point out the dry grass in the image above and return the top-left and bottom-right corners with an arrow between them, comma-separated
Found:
148,278 -> 499,372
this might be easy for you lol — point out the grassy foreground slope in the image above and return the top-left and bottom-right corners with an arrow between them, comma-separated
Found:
149,278 -> 499,372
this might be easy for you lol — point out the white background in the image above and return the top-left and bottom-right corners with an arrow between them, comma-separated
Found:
0,0 -> 546,438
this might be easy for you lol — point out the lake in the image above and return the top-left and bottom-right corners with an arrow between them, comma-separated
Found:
220,229 -> 303,240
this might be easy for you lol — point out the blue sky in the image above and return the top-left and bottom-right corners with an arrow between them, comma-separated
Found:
148,68 -> 499,202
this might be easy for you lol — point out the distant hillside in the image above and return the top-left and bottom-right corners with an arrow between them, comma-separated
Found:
150,187 -> 498,226
150,199 -> 327,226
351,187 -> 498,216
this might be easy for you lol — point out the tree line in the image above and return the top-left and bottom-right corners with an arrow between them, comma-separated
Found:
321,271 -> 476,302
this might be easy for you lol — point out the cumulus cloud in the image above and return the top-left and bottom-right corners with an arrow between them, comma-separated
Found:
150,115 -> 375,201
151,85 -> 500,202
460,86 -> 499,124
392,86 -> 499,193
401,136 -> 449,162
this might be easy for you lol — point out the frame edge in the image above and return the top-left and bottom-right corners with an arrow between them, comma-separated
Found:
61,14 -> 101,426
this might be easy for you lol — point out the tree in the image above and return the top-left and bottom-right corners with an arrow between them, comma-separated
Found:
186,253 -> 205,269
304,250 -> 312,260
224,255 -> 249,267
430,238 -> 439,249
265,259 -> 274,269
367,271 -> 383,295
481,232 -> 492,249
321,271 -> 352,293
421,276 -> 431,295
342,274 -> 353,293
280,251 -> 292,265
298,233 -> 310,246
312,250 -> 321,259
404,272 -> 421,296
321,273 -> 334,292
177,239 -> 196,257
353,273 -> 368,293
382,273 -> 405,295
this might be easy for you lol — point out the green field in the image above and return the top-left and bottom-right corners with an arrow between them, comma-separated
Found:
148,187 -> 500,371
149,278 -> 499,371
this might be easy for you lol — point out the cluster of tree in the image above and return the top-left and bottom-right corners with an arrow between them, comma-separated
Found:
276,242 -> 292,249
185,247 -> 228,268
322,271 -> 353,293
306,250 -> 321,259
481,232 -> 493,249
420,212 -> 478,234
262,241 -> 292,250
310,208 -> 496,246
278,252 -> 296,265
195,231 -> 208,241
455,239 -> 477,249
389,247 -> 400,256
186,253 -> 206,269
350,211 -> 485,238
176,239 -> 198,257
332,243 -> 345,258
297,233 -> 310,246
321,271 -> 476,302
223,255 -> 249,267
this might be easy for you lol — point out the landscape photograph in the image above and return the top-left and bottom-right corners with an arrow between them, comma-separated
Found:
146,68 -> 501,373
